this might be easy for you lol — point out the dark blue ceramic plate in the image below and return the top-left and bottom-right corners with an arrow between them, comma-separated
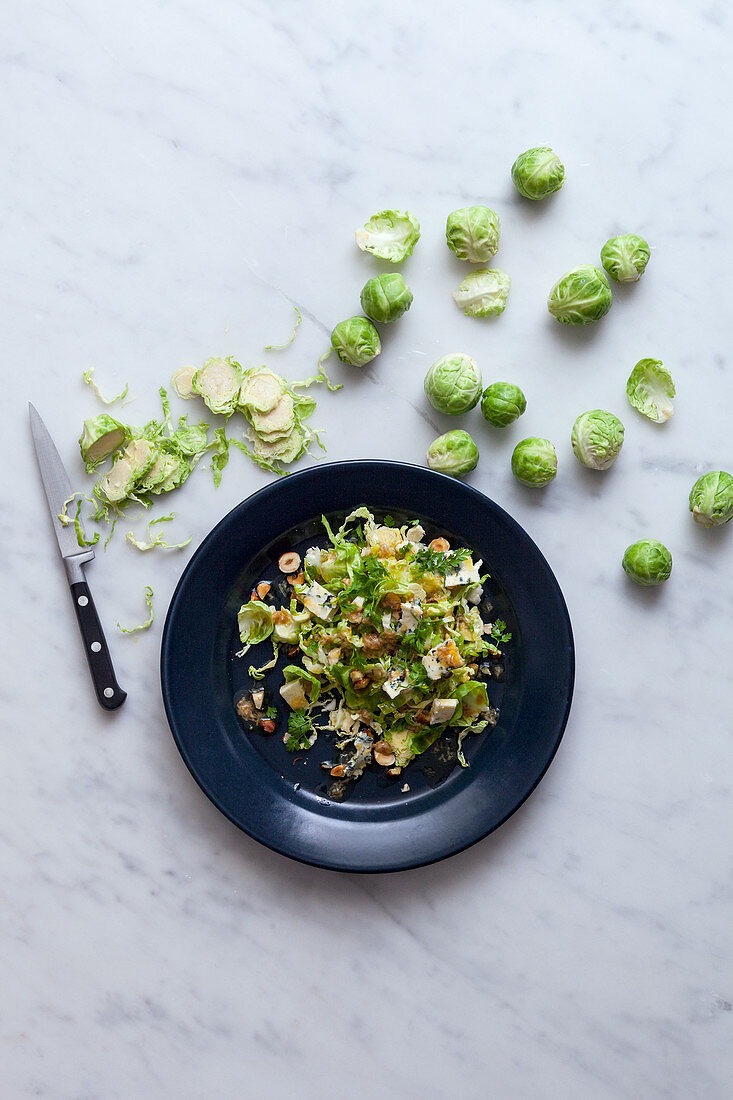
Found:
160,460 -> 574,872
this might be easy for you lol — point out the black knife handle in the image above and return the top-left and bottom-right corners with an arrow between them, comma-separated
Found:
70,581 -> 127,710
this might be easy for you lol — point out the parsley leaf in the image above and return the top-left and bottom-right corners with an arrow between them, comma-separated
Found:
285,711 -> 314,751
490,620 -> 512,644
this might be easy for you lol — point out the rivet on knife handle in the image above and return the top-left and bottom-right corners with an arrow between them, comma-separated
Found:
70,581 -> 127,710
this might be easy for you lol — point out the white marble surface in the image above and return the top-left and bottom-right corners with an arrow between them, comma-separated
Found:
4,1 -> 732,1096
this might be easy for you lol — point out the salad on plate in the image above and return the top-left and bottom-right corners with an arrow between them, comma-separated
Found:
234,508 -> 509,799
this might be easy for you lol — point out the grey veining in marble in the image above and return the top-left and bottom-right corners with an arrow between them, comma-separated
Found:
3,1 -> 732,1097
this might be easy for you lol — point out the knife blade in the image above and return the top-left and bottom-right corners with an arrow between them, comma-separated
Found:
29,403 -> 127,710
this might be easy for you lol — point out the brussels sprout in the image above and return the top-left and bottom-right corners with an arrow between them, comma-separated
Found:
239,368 -> 285,414
511,437 -> 557,486
481,382 -> 526,427
426,430 -> 479,478
688,471 -> 733,527
192,356 -> 244,415
237,600 -> 274,648
171,365 -> 197,399
98,438 -> 156,504
355,209 -> 420,263
78,414 -> 128,471
331,316 -> 381,366
626,359 -> 675,423
445,206 -> 500,262
622,539 -> 672,586
547,265 -> 612,325
424,353 -> 482,415
571,409 -> 625,470
360,273 -> 413,323
511,147 -> 565,200
600,234 -> 650,283
452,269 -> 510,317
138,444 -> 191,494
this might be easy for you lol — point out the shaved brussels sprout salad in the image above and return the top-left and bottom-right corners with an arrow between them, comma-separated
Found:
235,508 -> 508,800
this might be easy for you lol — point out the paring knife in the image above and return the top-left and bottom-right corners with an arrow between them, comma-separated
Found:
29,403 -> 127,710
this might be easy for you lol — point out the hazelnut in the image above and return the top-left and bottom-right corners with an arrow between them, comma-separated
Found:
278,551 -> 301,574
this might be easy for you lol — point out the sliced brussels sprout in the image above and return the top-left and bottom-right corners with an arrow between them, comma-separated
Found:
171,365 -> 197,399
331,317 -> 381,366
426,430 -> 479,478
237,600 -> 274,648
250,427 -> 306,466
511,437 -> 557,486
192,356 -> 243,415
360,273 -> 413,323
511,146 -> 565,200
355,209 -> 420,263
600,234 -> 650,283
445,206 -> 500,262
688,471 -> 733,527
98,438 -> 156,504
626,359 -> 675,423
547,265 -> 612,325
250,394 -> 296,438
78,414 -> 128,472
571,410 -> 625,470
239,368 -> 285,414
480,382 -> 526,427
170,419 -> 210,457
424,353 -> 482,415
452,268 -> 510,317
82,367 -> 129,405
622,539 -> 672,586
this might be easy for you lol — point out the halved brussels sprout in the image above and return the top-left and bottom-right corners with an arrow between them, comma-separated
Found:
237,600 -> 274,647
192,356 -> 243,415
355,209 -> 420,262
626,359 -> 675,423
445,206 -> 500,262
78,414 -> 128,472
452,269 -> 510,317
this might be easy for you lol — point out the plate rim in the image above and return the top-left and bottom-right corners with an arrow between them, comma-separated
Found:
160,459 -> 575,873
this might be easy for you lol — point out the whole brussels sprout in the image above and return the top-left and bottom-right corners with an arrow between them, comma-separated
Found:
330,316 -> 381,366
445,206 -> 500,262
622,539 -> 672,586
688,471 -> 733,527
547,265 -> 612,325
452,268 -> 510,317
424,353 -> 482,415
511,147 -> 565,200
571,409 -> 625,470
355,209 -> 421,263
426,430 -> 479,478
481,382 -> 526,427
511,437 -> 557,486
600,233 -> 650,283
360,273 -> 413,323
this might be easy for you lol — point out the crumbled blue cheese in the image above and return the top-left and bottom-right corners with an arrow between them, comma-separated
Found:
429,698 -> 458,725
299,581 -> 336,620
398,600 -> 423,634
445,558 -> 483,588
383,669 -> 409,699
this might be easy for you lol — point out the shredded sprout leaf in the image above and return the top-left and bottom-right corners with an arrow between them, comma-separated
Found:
265,306 -> 303,350
125,513 -> 192,551
292,349 -> 343,392
118,586 -> 154,634
83,368 -> 129,406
